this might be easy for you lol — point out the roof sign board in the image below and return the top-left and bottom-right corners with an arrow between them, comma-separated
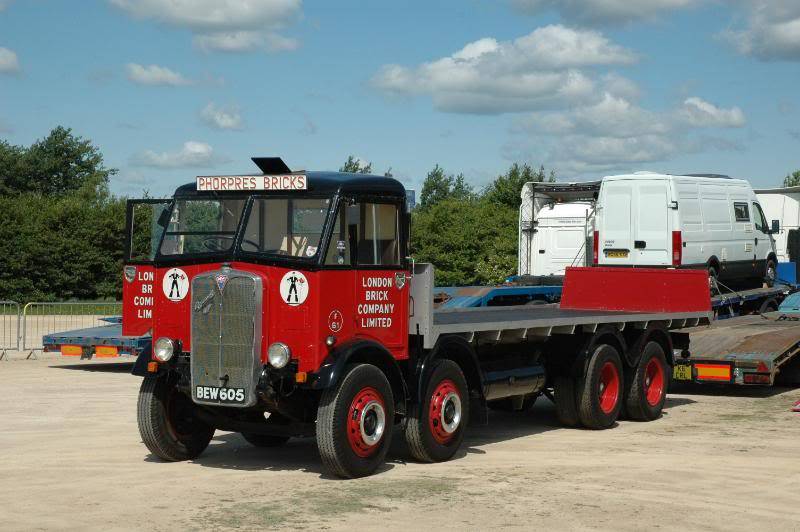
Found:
196,174 -> 307,192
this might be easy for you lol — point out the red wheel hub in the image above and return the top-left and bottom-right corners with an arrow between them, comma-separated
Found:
346,387 -> 386,458
598,361 -> 620,414
428,379 -> 462,444
644,357 -> 665,407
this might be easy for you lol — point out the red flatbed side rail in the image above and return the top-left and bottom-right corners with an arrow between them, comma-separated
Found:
560,267 -> 711,313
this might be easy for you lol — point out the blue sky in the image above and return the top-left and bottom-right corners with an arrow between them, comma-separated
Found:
1,0 -> 798,197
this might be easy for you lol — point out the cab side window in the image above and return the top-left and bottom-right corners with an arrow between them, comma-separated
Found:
324,200 -> 401,266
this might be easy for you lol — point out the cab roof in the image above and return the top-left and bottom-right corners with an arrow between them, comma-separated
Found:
173,171 -> 407,199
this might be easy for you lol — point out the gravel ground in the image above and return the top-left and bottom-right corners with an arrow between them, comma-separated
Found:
1,357 -> 799,531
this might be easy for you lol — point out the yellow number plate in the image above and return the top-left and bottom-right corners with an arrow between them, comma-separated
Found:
673,364 -> 692,381
605,250 -> 629,258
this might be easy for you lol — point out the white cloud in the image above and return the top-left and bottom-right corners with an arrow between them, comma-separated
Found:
200,103 -> 243,130
681,97 -> 746,128
372,25 -> 636,114
0,47 -> 20,74
131,141 -> 224,168
126,63 -> 191,86
512,0 -> 699,26
722,1 -> 800,61
110,0 -> 302,54
194,30 -> 299,53
514,93 -> 746,174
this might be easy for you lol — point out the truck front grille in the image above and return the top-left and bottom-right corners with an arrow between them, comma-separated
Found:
190,268 -> 262,407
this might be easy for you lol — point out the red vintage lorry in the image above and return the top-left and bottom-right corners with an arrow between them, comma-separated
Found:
124,158 -> 712,478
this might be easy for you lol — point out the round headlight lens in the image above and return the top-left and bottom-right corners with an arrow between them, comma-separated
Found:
267,342 -> 290,368
153,337 -> 175,362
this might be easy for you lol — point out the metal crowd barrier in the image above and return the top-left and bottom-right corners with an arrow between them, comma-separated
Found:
21,302 -> 122,359
0,301 -> 21,360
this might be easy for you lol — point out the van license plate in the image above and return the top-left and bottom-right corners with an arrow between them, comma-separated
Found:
672,364 -> 692,381
605,250 -> 629,258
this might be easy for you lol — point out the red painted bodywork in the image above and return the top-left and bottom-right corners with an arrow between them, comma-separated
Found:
122,265 -> 156,337
123,262 -> 410,373
560,267 -> 711,314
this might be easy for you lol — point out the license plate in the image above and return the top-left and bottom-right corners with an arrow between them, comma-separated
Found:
605,249 -> 629,258
195,386 -> 246,404
672,364 -> 692,381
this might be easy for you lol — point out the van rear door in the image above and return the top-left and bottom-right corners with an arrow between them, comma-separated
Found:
599,178 -> 671,266
632,180 -> 671,266
599,180 -> 634,264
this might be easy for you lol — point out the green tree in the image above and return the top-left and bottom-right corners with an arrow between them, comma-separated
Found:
340,155 -> 373,174
411,197 -> 517,285
419,165 -> 474,209
783,170 -> 800,187
0,126 -> 116,196
483,163 -> 555,209
0,127 -> 124,301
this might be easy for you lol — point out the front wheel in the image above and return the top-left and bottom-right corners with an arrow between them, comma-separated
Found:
405,359 -> 469,463
765,259 -> 777,287
316,364 -> 394,478
137,373 -> 215,461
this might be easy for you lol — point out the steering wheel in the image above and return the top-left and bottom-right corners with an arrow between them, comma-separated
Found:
201,235 -> 235,251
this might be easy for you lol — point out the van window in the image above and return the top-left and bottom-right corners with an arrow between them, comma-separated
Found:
753,203 -> 769,233
733,202 -> 750,222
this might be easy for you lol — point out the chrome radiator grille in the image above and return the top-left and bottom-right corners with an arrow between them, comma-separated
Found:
190,269 -> 262,407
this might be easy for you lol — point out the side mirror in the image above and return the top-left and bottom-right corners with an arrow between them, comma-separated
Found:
771,219 -> 780,234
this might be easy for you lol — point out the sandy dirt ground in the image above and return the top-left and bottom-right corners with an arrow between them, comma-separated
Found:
1,356 -> 799,531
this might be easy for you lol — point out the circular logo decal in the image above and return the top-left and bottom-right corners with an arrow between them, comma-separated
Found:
162,268 -> 189,302
280,271 -> 308,306
328,310 -> 343,333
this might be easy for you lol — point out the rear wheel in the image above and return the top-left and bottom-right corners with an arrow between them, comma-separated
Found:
708,264 -> 720,294
625,342 -> 668,421
137,373 -> 215,461
577,345 -> 624,429
553,376 -> 580,427
316,364 -> 394,478
405,359 -> 469,463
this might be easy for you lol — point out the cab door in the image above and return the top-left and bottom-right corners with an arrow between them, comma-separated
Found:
348,199 -> 409,357
123,199 -> 171,337
752,202 -> 773,275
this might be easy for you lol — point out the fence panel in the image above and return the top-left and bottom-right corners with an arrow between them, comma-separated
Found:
22,302 -> 123,355
0,301 -> 20,360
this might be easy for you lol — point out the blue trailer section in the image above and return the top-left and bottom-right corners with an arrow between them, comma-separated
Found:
42,323 -> 151,359
435,285 -> 562,309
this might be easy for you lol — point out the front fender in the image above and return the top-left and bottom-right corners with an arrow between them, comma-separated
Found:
131,344 -> 153,377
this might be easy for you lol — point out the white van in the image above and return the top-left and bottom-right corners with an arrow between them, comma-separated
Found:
595,173 -> 778,285
518,182 -> 599,277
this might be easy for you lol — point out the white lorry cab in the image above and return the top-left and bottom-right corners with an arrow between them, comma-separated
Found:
518,181 -> 600,277
754,186 -> 800,264
595,172 -> 778,286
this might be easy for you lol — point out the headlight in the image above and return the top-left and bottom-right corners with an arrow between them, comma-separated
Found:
153,337 -> 175,362
267,342 -> 290,368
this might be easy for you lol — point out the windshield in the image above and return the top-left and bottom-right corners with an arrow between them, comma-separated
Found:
159,198 -> 247,256
240,198 -> 332,258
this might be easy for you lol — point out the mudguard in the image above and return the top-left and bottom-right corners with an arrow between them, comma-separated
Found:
309,339 -> 408,405
131,345 -> 153,377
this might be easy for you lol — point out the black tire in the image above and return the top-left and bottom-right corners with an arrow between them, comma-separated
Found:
405,359 -> 469,463
708,264 -> 719,294
553,377 -> 580,427
137,374 -> 215,461
577,344 -> 624,429
758,298 -> 778,314
487,394 -> 538,412
316,364 -> 394,478
624,342 -> 669,421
